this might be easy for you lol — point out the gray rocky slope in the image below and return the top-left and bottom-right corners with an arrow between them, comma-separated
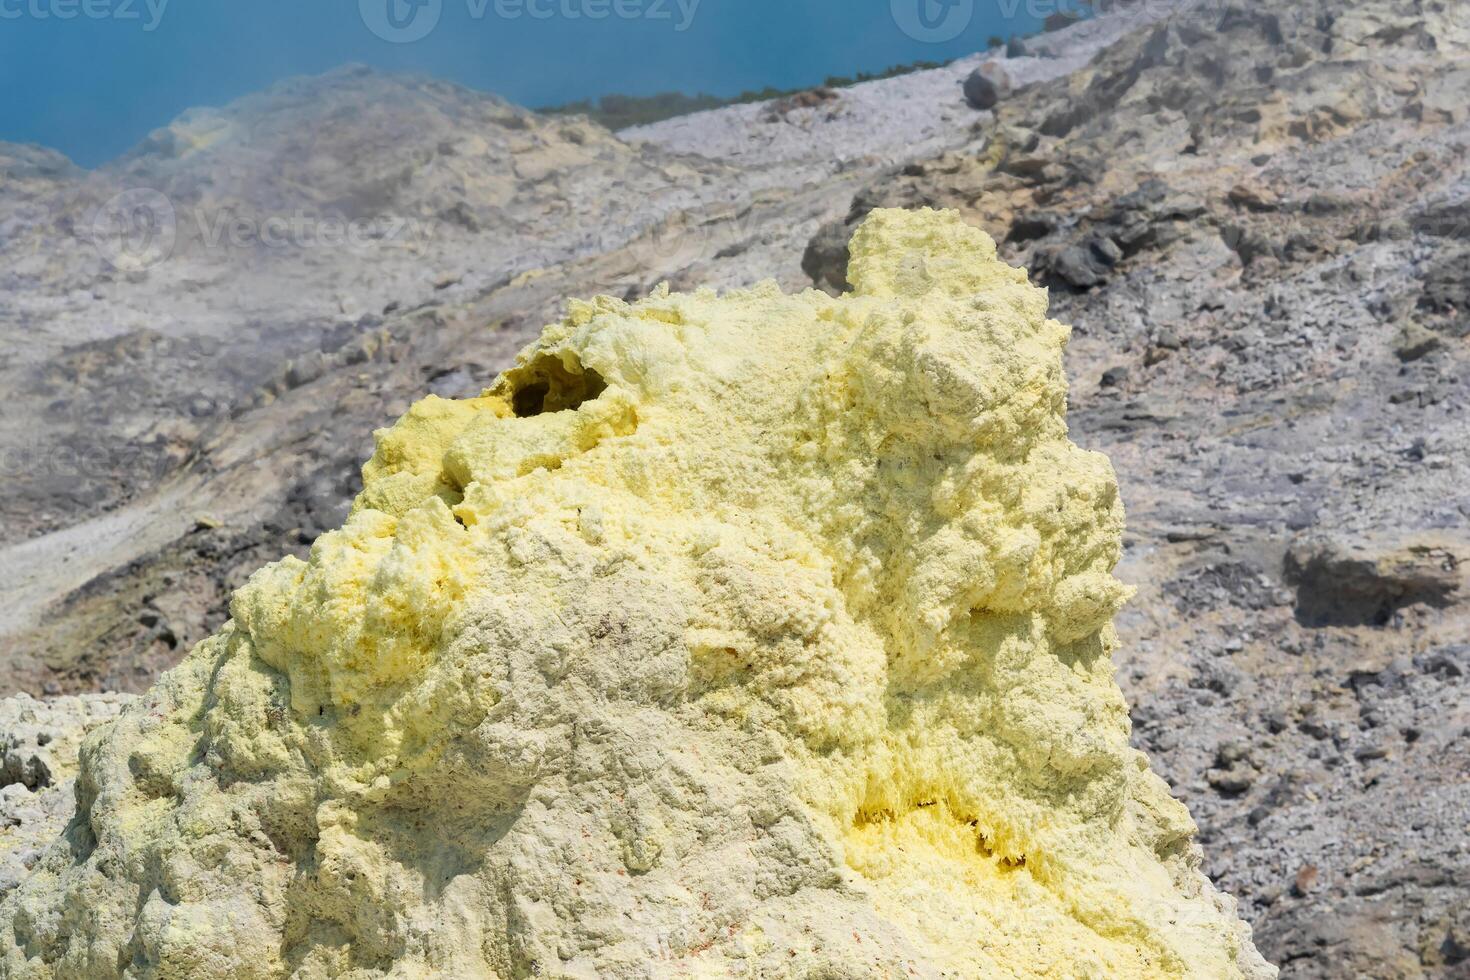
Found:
2,0 -> 1469,975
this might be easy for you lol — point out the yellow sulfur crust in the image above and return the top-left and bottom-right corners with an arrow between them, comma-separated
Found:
0,208 -> 1273,979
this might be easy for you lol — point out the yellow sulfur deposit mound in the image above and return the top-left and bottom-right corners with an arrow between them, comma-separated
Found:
0,209 -> 1273,979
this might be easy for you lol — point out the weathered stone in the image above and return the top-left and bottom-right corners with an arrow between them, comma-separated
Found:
963,62 -> 1012,111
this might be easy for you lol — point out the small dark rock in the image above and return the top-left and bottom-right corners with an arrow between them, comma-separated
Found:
1229,183 -> 1279,212
1284,535 -> 1463,628
284,352 -> 326,389
1006,213 -> 1058,244
1208,767 -> 1256,795
1293,864 -> 1319,896
1052,244 -> 1108,288
1090,236 -> 1123,266
1303,192 -> 1353,215
1215,742 -> 1253,767
1300,718 -> 1332,740
963,62 -> 1011,111
1394,321 -> 1443,362
1354,742 -> 1388,761
801,218 -> 854,294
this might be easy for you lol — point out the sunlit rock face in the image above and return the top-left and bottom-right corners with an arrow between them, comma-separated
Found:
0,208 -> 1272,979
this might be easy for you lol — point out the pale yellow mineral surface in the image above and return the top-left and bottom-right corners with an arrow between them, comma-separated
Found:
0,208 -> 1273,979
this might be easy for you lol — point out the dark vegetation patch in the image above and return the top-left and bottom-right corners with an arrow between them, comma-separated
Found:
540,58 -> 948,130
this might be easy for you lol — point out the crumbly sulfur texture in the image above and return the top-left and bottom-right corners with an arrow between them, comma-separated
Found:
0,209 -> 1273,979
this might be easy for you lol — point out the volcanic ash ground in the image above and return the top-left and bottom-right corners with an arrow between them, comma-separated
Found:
0,208 -> 1273,979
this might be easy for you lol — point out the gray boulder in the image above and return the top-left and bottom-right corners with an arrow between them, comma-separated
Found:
1284,534 -> 1466,627
963,62 -> 1012,111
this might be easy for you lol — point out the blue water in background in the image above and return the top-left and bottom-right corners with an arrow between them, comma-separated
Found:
0,0 -> 1042,168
